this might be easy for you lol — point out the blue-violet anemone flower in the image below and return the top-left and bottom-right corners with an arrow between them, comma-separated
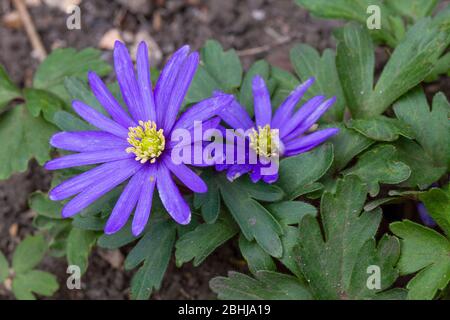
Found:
216,75 -> 339,183
45,41 -> 232,236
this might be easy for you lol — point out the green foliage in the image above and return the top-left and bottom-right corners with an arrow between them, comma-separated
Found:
295,176 -> 404,299
175,215 -> 238,267
289,44 -> 346,122
33,48 -> 111,101
348,116 -> 414,142
276,143 -> 333,199
66,228 -> 97,275
391,214 -> 450,300
343,144 -> 411,196
0,105 -> 56,180
336,21 -> 449,118
1,235 -> 59,300
127,220 -> 176,300
295,0 -> 398,46
393,89 -> 450,188
385,0 -> 439,21
0,65 -> 21,110
210,271 -> 313,300
186,40 -> 242,103
218,175 -> 284,257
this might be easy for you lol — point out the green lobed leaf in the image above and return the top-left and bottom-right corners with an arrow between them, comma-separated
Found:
66,228 -> 97,274
290,44 -> 346,122
0,65 -> 21,110
218,175 -> 284,258
29,192 -> 62,220
277,143 -> 334,199
266,201 -> 317,226
210,270 -> 313,300
12,270 -> 58,300
295,176 -> 402,299
335,23 -> 374,119
175,216 -> 238,267
348,115 -> 414,142
33,48 -> 111,101
390,220 -> 450,300
129,220 -> 176,300
295,0 -> 398,46
343,144 -> 411,196
369,18 -> 450,116
239,235 -> 276,275
24,88 -> 66,123
12,234 -> 47,274
0,105 -> 57,180
393,89 -> 450,187
329,124 -> 374,171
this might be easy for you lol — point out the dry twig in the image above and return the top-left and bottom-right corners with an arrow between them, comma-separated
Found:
12,0 -> 47,61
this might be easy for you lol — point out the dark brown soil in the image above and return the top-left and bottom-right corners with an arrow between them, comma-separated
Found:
0,0 -> 448,300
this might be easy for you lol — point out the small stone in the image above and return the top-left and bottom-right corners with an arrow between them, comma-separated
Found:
2,11 -> 22,29
8,223 -> 18,238
251,9 -> 266,21
44,0 -> 81,12
99,249 -> 124,269
99,29 -> 123,50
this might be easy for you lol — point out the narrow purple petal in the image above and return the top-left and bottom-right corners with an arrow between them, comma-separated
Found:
45,148 -> 132,170
136,41 -> 157,121
72,100 -> 129,138
252,75 -> 272,128
162,52 -> 199,132
49,158 -> 140,201
157,163 -> 191,224
104,166 -> 149,234
283,97 -> 336,140
271,77 -> 315,129
88,71 -> 136,128
132,166 -> 156,236
114,41 -> 145,122
50,131 -> 128,152
163,156 -> 207,193
59,161 -> 143,218
216,93 -> 254,130
155,45 -> 190,125
278,95 -> 325,138
283,128 -> 339,157
172,94 -> 233,131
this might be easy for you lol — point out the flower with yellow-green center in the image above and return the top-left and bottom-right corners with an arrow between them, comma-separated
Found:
126,120 -> 165,163
45,41 -> 233,236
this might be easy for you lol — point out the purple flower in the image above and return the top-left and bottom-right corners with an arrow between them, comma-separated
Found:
45,41 -> 232,236
216,75 -> 339,184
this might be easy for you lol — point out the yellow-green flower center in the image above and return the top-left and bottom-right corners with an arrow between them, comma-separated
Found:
249,125 -> 280,158
126,120 -> 165,163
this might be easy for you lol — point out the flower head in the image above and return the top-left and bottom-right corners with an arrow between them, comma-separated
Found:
216,75 -> 339,183
46,41 -> 232,236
